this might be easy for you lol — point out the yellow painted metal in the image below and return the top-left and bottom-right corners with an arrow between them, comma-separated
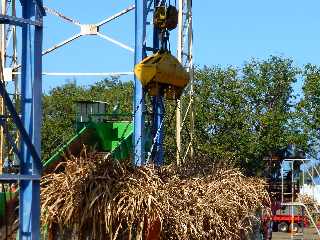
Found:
154,6 -> 167,30
154,6 -> 178,31
134,51 -> 189,99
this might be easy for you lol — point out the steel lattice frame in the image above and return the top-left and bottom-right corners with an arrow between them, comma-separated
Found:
0,1 -> 193,237
0,0 -> 44,239
134,0 -> 193,166
15,4 -> 136,77
134,0 -> 168,167
0,1 -> 136,238
176,0 -> 194,165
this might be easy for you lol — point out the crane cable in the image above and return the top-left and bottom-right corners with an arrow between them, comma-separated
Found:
146,100 -> 177,164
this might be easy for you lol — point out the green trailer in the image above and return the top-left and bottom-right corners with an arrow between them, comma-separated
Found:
43,120 -> 134,172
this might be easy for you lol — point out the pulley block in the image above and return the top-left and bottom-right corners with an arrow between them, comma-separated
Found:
154,5 -> 178,31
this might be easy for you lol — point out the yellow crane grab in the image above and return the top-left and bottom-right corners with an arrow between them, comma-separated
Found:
134,51 -> 189,99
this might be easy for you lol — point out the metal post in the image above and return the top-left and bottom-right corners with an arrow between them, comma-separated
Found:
0,0 -> 6,174
133,0 -> 147,166
12,0 -> 19,166
302,166 -> 304,186
281,163 -> 284,204
151,0 -> 165,166
301,207 -> 304,237
19,1 -> 42,238
151,96 -> 164,165
312,165 -> 315,201
187,0 -> 194,158
176,0 -> 193,164
176,0 -> 183,165
291,161 -> 294,239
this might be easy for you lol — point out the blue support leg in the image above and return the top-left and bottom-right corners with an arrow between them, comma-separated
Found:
19,1 -> 42,239
151,0 -> 165,166
152,96 -> 165,165
133,0 -> 147,166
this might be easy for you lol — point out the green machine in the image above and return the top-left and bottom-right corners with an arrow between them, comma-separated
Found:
43,100 -> 135,171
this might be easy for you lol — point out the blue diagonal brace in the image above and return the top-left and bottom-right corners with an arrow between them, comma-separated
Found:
0,119 -> 21,159
0,80 -> 42,174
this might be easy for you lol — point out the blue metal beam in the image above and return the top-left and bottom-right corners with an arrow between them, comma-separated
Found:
0,1 -> 43,237
19,0 -> 43,238
151,96 -> 165,165
133,0 -> 147,166
151,0 -> 165,166
19,0 -> 46,16
0,174 -> 40,182
0,14 -> 42,27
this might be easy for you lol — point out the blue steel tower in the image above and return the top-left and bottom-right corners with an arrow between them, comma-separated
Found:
0,0 -> 44,239
134,0 -> 175,167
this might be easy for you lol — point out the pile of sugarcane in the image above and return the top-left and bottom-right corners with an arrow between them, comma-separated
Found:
298,194 -> 319,209
297,194 -> 320,222
41,148 -> 270,240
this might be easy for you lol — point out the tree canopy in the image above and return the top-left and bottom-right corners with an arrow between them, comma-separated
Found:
194,57 -> 308,175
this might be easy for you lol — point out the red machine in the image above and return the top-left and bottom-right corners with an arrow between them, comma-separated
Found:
271,214 -> 309,232
263,146 -> 309,236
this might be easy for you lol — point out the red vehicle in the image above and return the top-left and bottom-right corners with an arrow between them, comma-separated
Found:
262,205 -> 309,239
271,214 -> 309,233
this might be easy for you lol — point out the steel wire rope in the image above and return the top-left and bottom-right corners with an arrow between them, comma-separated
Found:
157,0 -> 166,8
146,99 -> 177,164
131,94 -> 152,160
175,97 -> 194,163
112,96 -> 144,156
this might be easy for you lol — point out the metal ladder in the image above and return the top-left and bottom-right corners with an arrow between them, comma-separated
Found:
281,158 -> 320,239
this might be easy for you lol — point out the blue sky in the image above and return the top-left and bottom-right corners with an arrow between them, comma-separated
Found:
41,0 -> 320,92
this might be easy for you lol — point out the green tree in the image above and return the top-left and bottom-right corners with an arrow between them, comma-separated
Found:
42,83 -> 88,160
300,64 -> 320,154
194,66 -> 250,161
193,56 -> 307,175
242,56 -> 306,174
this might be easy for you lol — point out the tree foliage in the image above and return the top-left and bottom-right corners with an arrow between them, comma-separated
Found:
300,64 -> 320,154
194,56 -> 307,175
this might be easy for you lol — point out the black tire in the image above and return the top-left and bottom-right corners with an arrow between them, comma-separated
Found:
278,222 -> 289,232
289,223 -> 300,233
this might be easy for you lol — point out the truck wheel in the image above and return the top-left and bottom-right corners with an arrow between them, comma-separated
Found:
289,223 -> 300,233
278,222 -> 289,232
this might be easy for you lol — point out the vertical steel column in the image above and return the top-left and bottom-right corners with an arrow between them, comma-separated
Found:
151,95 -> 164,165
176,0 -> 193,164
176,0 -> 183,165
187,0 -> 194,158
0,0 -> 7,173
151,0 -> 165,166
133,0 -> 147,166
19,0 -> 42,239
